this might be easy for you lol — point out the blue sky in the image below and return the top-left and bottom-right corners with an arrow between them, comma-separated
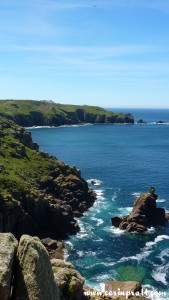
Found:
0,0 -> 169,108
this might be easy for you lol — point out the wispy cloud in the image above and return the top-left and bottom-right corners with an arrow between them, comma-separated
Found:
28,0 -> 169,13
1,43 -> 168,83
2,43 -> 168,56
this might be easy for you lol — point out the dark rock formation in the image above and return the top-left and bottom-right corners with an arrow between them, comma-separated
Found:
137,119 -> 147,124
111,187 -> 168,233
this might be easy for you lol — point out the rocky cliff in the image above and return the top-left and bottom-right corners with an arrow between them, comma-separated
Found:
0,116 -> 96,239
0,100 -> 134,126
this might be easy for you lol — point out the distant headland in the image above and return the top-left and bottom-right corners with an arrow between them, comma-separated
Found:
0,99 -> 134,127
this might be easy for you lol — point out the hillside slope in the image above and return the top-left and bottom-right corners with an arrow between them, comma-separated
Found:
0,117 -> 96,239
0,100 -> 134,126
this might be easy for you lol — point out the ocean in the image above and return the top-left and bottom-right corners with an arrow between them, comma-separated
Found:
28,108 -> 169,299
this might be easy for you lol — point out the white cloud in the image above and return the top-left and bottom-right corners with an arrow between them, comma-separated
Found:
29,0 -> 169,13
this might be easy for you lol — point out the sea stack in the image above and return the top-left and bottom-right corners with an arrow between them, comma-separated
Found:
111,187 -> 168,233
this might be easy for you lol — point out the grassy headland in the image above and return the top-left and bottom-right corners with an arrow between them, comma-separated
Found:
0,100 -> 134,126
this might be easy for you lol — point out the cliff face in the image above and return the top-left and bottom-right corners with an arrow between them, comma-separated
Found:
0,117 -> 96,239
0,100 -> 134,126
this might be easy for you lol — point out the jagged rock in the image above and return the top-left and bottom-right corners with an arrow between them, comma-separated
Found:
12,235 -> 60,300
51,258 -> 85,299
41,238 -> 64,259
165,213 -> 169,221
0,233 -> 18,300
137,119 -> 147,124
111,187 -> 167,233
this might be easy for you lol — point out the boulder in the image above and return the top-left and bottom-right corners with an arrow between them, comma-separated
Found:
12,235 -> 60,300
0,233 -> 18,300
111,187 -> 167,233
41,238 -> 64,259
51,258 -> 85,299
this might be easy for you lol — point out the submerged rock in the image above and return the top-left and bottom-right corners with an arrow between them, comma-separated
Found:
0,233 -> 18,300
111,187 -> 168,233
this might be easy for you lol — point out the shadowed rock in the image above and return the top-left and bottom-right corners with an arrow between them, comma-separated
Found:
0,233 -> 18,300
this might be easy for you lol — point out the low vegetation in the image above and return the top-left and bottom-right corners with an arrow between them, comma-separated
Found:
0,100 -> 134,126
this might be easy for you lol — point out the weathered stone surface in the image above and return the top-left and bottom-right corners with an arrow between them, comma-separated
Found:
111,187 -> 167,233
12,235 -> 60,300
105,281 -> 141,294
0,233 -> 18,300
41,238 -> 64,259
51,258 -> 85,298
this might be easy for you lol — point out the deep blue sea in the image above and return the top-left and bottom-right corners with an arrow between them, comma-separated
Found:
28,109 -> 169,299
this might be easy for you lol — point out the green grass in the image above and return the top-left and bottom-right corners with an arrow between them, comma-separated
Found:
0,100 -> 134,126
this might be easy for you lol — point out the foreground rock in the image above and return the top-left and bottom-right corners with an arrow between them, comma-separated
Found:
111,187 -> 168,233
0,233 -> 150,300
12,235 -> 60,300
0,233 -> 18,300
51,259 -> 85,299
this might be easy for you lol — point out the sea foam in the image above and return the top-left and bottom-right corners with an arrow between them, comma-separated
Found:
119,235 -> 169,263
87,179 -> 103,186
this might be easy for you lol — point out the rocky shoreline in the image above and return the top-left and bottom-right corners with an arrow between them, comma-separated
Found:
0,115 -> 167,300
0,116 -> 96,240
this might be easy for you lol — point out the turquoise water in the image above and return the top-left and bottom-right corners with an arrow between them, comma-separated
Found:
28,109 -> 169,298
